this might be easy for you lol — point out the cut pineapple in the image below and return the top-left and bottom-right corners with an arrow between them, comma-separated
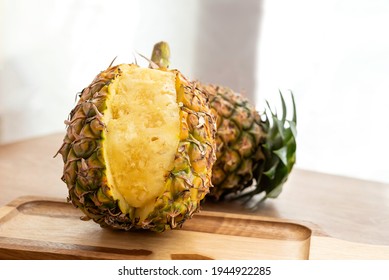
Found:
56,63 -> 216,232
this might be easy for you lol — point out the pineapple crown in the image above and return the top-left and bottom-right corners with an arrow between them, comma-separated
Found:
239,91 -> 297,208
150,41 -> 171,69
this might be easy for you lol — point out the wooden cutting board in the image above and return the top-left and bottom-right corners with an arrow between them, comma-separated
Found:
0,196 -> 388,260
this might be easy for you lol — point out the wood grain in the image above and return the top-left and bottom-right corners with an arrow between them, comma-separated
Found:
0,197 -> 312,260
310,236 -> 389,260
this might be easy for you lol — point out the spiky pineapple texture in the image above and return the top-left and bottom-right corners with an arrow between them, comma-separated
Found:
56,63 -> 216,232
202,85 -> 297,207
202,84 -> 266,198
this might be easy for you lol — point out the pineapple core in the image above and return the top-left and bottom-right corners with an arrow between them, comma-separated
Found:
103,64 -> 180,216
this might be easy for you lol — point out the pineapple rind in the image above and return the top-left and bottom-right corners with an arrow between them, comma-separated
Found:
203,85 -> 266,199
203,85 -> 296,206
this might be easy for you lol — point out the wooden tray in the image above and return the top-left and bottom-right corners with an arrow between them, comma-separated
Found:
0,196 -> 312,260
1,196 -> 388,260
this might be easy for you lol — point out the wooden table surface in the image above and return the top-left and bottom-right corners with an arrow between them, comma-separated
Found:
1,133 -> 388,247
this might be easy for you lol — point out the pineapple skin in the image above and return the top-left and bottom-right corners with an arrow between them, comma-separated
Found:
202,84 -> 297,204
201,84 -> 265,199
56,64 -> 216,232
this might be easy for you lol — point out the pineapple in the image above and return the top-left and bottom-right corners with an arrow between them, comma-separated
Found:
151,42 -> 297,206
203,85 -> 296,204
56,63 -> 216,232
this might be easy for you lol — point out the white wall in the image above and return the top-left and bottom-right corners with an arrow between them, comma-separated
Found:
0,0 -> 140,143
1,0 -> 388,184
0,0 -> 200,143
257,0 -> 389,183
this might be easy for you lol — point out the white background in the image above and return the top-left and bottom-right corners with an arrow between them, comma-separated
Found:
257,0 -> 389,184
1,0 -> 388,184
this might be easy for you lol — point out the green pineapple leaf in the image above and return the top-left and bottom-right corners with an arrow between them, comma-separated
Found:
236,91 -> 297,209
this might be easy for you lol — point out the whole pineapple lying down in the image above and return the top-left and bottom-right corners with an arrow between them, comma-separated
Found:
151,42 -> 297,206
56,63 -> 216,232
204,85 -> 296,204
